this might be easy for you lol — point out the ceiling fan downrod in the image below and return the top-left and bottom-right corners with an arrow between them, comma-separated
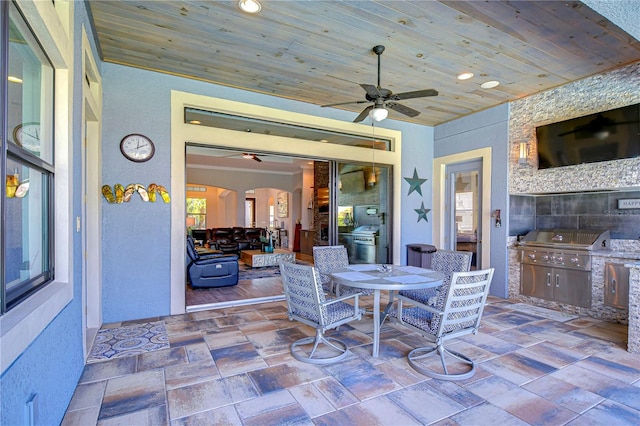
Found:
373,45 -> 385,89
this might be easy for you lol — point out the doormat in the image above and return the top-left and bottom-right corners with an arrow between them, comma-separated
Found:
87,320 -> 169,363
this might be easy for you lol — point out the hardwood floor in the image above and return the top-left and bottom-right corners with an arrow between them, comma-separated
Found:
186,252 -> 314,311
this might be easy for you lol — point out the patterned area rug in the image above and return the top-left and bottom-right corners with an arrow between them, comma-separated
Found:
238,263 -> 281,281
87,320 -> 169,363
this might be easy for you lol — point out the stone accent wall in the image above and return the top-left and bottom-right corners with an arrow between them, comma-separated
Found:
626,263 -> 640,353
509,61 -> 640,195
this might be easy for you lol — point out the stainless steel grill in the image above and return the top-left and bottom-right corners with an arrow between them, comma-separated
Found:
352,225 -> 379,263
518,229 -> 610,308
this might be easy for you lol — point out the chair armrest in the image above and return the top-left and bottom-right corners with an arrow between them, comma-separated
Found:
194,254 -> 238,265
396,293 -> 442,316
322,292 -> 361,310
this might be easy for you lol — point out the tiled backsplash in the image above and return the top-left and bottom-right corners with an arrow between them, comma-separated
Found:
510,191 -> 640,239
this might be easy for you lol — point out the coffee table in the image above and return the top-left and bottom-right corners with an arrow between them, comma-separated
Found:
240,249 -> 296,268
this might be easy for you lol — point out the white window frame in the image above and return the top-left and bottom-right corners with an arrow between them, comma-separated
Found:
0,0 -> 72,374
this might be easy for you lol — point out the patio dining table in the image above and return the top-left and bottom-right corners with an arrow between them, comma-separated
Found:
330,264 -> 444,357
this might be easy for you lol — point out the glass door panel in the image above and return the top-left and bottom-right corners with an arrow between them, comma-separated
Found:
335,162 -> 391,264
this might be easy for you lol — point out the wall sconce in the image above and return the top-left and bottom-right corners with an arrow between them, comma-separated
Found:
518,141 -> 529,164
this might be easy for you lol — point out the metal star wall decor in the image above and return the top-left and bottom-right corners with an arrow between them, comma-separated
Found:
404,168 -> 428,197
414,202 -> 431,223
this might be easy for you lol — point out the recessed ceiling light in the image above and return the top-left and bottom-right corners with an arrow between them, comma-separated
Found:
457,72 -> 474,80
238,0 -> 261,13
189,120 -> 201,125
481,80 -> 500,89
8,76 -> 22,84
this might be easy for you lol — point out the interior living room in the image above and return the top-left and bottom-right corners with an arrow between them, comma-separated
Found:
1,1 -> 639,425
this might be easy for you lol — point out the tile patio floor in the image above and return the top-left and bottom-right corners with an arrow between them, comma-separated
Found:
62,296 -> 640,425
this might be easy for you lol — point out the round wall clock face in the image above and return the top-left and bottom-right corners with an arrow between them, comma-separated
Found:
13,122 -> 41,153
120,133 -> 155,162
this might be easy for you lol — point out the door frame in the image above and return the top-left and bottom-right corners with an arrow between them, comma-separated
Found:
433,148 -> 492,270
170,91 -> 403,314
444,159 -> 482,268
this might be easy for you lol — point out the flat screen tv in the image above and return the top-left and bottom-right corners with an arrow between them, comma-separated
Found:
535,103 -> 640,169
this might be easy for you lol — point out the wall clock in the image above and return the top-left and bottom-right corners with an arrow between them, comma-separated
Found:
13,122 -> 40,153
120,133 -> 155,162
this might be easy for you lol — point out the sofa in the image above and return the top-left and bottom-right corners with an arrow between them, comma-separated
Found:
206,227 -> 265,254
186,236 -> 239,288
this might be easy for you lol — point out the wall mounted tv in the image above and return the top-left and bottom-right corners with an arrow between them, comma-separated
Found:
535,103 -> 640,169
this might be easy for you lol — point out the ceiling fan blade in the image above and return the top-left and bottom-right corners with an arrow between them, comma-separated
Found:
252,155 -> 262,162
387,102 -> 420,118
353,105 -> 374,122
360,83 -> 382,99
390,89 -> 439,101
322,100 -> 369,107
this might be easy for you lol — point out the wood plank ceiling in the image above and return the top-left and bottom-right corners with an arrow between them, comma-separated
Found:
88,0 -> 640,126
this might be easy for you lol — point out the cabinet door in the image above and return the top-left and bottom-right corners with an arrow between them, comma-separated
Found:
520,264 -> 554,301
553,269 -> 591,308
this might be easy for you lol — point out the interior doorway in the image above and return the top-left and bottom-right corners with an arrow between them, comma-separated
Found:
445,160 -> 482,269
245,197 -> 255,227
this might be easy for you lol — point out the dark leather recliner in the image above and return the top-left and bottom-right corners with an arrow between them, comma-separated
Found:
186,236 -> 239,288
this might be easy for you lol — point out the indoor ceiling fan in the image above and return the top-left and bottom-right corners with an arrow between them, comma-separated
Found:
221,152 -> 263,162
322,45 -> 438,122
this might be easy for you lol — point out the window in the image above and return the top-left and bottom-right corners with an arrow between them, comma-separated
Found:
2,2 -> 55,312
186,198 -> 206,229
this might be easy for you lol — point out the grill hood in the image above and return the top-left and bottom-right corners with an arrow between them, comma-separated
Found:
519,229 -> 610,251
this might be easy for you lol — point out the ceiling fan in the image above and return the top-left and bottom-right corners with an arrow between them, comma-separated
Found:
322,45 -> 438,122
220,152 -> 263,162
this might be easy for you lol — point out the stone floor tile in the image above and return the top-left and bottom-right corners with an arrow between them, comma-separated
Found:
235,389 -> 296,420
210,342 -> 268,377
523,375 -> 604,414
164,360 -> 220,390
466,375 -> 521,401
203,329 -> 248,350
245,327 -> 310,357
61,406 -> 101,426
214,311 -> 268,327
169,405 -> 242,426
575,355 -> 640,384
66,380 -> 107,411
289,383 -> 336,418
221,374 -> 260,403
515,340 -> 587,369
166,378 -> 233,420
323,356 -> 402,400
241,402 -> 311,426
479,352 -> 556,386
566,400 -> 640,426
374,357 -> 429,388
184,342 -> 214,363
313,376 -> 360,409
79,357 -> 137,384
168,332 -> 205,348
137,347 -> 188,371
386,382 -> 467,424
319,396 -> 423,426
97,405 -> 168,426
450,401 -> 529,426
246,362 -> 328,394
98,370 -> 166,420
488,386 -> 577,425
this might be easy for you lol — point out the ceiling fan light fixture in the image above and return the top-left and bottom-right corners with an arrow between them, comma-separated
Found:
238,0 -> 261,13
242,153 -> 255,159
369,106 -> 388,122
